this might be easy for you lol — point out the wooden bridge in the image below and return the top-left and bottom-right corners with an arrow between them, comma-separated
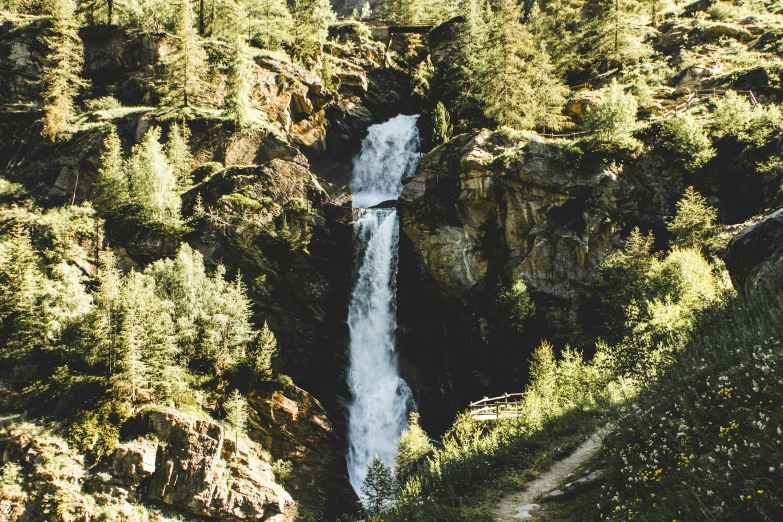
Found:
366,19 -> 439,39
468,393 -> 526,421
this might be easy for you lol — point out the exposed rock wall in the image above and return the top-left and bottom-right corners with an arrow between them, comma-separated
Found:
725,208 -> 783,291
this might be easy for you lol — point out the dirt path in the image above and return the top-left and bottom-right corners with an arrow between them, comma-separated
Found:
492,429 -> 608,521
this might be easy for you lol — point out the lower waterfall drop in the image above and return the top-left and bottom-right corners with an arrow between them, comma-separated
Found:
346,114 -> 420,496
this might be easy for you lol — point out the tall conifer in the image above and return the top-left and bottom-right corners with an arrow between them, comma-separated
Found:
161,0 -> 208,110
41,0 -> 88,140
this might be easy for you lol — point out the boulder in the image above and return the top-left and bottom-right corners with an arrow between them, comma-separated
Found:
725,209 -> 783,292
699,22 -> 752,43
564,91 -> 602,121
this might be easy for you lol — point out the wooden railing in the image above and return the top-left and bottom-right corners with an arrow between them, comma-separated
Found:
468,393 -> 526,421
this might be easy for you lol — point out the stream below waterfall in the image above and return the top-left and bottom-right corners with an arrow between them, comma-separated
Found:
346,114 -> 421,496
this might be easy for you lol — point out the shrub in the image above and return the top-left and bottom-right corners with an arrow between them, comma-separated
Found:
496,278 -> 535,332
667,186 -> 719,251
657,114 -> 715,171
85,96 -> 122,112
395,412 -> 433,485
583,80 -> 640,150
712,90 -> 754,138
708,1 -> 733,20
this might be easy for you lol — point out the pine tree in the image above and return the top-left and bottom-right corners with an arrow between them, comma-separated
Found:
394,412 -> 432,485
361,455 -> 396,516
450,0 -> 490,123
375,0 -> 422,24
127,126 -> 182,226
359,0 -> 371,19
225,389 -> 248,452
0,222 -> 45,359
213,0 -> 247,41
165,121 -> 193,188
223,38 -> 255,133
90,250 -> 123,374
431,101 -> 453,146
250,0 -> 292,48
41,0 -> 88,141
288,0 -> 335,66
474,0 -> 569,131
161,0 -> 209,110
667,187 -> 718,251
583,79 -> 639,148
253,321 -> 278,380
93,127 -> 129,216
587,0 -> 649,69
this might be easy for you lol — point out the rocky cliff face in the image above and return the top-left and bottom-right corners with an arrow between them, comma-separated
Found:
395,130 -> 693,413
726,209 -> 783,291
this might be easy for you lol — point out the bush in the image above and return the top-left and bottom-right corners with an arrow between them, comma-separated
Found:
667,186 -> 718,251
708,1 -> 734,20
657,114 -> 715,171
712,90 -> 754,138
85,96 -> 122,112
583,80 -> 640,150
496,278 -> 535,332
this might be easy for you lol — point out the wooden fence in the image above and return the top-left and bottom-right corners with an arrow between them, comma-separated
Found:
468,393 -> 526,421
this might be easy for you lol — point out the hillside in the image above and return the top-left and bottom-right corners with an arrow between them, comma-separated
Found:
0,0 -> 782,521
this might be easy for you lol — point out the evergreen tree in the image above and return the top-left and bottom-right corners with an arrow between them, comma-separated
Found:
90,250 -> 123,375
93,127 -> 129,216
474,0 -> 569,131
0,222 -> 45,359
375,0 -> 422,24
587,0 -> 649,69
431,101 -> 453,146
224,38 -> 255,133
127,126 -> 182,226
450,0 -> 490,124
41,0 -> 88,141
161,0 -> 209,110
252,0 -> 292,48
288,0 -> 335,66
583,79 -> 639,149
359,0 -> 371,19
361,454 -> 396,516
224,389 -> 249,448
213,0 -> 247,41
165,121 -> 193,188
667,187 -> 718,251
253,321 -> 278,380
395,412 -> 432,485
113,272 -> 184,406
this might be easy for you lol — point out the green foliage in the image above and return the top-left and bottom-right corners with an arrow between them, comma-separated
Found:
375,0 -> 422,24
271,459 -> 293,481
93,127 -> 129,216
41,0 -> 88,141
252,0 -> 294,49
594,227 -> 656,343
594,285 -> 783,521
583,80 -> 639,150
657,114 -> 715,171
252,321 -> 278,381
496,278 -> 535,333
287,0 -> 335,66
224,389 -> 249,441
160,0 -> 209,110
127,126 -> 182,226
166,121 -> 193,188
395,412 -> 432,485
224,39 -> 256,133
667,186 -> 718,251
430,101 -> 453,146
712,90 -> 783,145
473,0 -> 570,131
85,96 -> 122,112
362,454 -> 396,517
586,0 -> 650,69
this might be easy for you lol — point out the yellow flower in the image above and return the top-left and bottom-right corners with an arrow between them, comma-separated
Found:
757,490 -> 764,495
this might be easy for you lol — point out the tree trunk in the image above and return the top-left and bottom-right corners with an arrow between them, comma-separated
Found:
199,0 -> 205,35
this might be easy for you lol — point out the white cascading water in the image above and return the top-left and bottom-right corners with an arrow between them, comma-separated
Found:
346,114 -> 420,495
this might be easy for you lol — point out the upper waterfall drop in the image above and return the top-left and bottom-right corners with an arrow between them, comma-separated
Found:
349,114 -> 421,209
346,114 -> 420,496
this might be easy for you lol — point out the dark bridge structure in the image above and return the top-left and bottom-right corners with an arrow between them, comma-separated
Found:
367,19 -> 439,39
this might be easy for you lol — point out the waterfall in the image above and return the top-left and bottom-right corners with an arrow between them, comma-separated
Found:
346,114 -> 420,495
